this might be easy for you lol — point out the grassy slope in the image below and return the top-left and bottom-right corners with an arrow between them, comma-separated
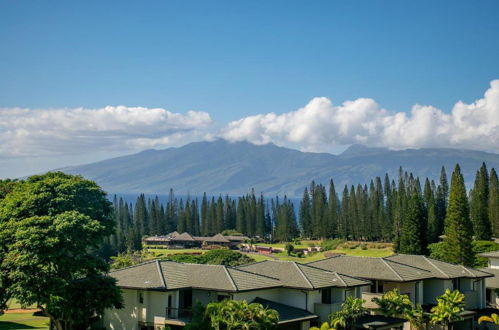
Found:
1,301 -> 48,330
147,243 -> 394,264
0,313 -> 49,330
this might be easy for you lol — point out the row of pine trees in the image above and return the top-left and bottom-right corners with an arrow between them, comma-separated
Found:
110,191 -> 297,252
109,163 -> 499,262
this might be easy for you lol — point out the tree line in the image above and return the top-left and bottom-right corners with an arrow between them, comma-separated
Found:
108,163 -> 499,261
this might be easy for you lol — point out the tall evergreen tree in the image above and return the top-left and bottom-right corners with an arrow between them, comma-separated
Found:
443,164 -> 474,266
236,197 -> 246,234
470,163 -> 491,240
490,168 -> 499,238
400,189 -> 427,255
299,188 -> 312,238
327,180 -> 339,238
255,194 -> 265,237
201,193 -> 208,235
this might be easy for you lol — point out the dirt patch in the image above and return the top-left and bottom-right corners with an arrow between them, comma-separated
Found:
4,308 -> 41,314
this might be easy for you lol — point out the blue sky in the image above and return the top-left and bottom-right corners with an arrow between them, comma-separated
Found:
1,1 -> 499,178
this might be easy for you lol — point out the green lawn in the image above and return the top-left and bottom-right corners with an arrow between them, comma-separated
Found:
0,312 -> 49,330
147,248 -> 206,257
255,240 -> 321,249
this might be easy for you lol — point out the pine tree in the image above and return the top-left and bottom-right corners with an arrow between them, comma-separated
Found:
236,197 -> 246,234
216,196 -> 224,233
443,164 -> 474,266
400,189 -> 427,255
490,168 -> 499,238
255,194 -> 265,237
327,180 -> 339,238
470,163 -> 491,240
392,177 -> 406,252
299,188 -> 312,238
427,188 -> 439,244
435,166 -> 448,238
339,185 -> 349,239
201,193 -> 209,235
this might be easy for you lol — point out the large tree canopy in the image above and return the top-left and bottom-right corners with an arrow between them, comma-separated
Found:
0,172 -> 122,329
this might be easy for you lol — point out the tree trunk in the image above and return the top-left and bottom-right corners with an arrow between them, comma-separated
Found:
39,306 -> 63,330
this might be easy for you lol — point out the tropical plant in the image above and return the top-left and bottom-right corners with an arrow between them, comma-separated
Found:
204,299 -> 279,329
373,289 -> 427,329
478,313 -> 499,325
429,289 -> 465,329
329,296 -> 366,329
310,322 -> 335,330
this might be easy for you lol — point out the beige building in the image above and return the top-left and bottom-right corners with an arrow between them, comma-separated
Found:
479,250 -> 499,307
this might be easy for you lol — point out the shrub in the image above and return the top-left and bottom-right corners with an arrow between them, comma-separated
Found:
285,243 -> 294,256
296,251 -> 304,258
360,243 -> 368,250
320,239 -> 345,251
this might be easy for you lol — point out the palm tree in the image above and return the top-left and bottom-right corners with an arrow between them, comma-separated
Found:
373,289 -> 427,329
429,289 -> 465,330
328,296 -> 366,330
205,299 -> 279,329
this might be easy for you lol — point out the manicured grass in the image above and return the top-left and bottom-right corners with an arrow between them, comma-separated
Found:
240,253 -> 275,262
330,248 -> 394,258
147,248 -> 206,257
6,299 -> 36,310
255,240 -> 321,249
0,312 -> 49,329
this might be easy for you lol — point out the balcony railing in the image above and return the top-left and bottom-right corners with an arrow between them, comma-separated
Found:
361,292 -> 383,309
165,307 -> 193,322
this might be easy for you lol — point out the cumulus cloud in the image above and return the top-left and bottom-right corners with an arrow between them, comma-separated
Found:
221,80 -> 499,153
0,106 -> 212,157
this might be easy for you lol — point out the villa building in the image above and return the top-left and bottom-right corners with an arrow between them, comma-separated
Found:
309,254 -> 491,310
478,250 -> 499,308
103,254 -> 491,330
142,232 -> 248,249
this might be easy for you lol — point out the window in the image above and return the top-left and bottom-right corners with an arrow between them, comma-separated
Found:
217,295 -> 230,302
322,289 -> 332,304
345,289 -> 355,298
452,279 -> 461,291
138,292 -> 144,304
377,281 -> 384,293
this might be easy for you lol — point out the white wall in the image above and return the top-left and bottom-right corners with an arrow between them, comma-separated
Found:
103,289 -> 140,330
489,258 -> 499,269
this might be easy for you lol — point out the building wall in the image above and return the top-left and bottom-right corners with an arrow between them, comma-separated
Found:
103,289 -> 140,330
423,279 -> 453,305
489,258 -> 499,269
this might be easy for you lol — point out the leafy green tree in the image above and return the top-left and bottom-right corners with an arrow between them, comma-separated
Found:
443,164 -> 474,266
329,296 -> 366,330
429,289 -> 465,330
204,299 -> 278,329
470,163 -> 491,240
0,172 -> 123,329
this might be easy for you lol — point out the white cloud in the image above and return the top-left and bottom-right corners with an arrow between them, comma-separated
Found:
0,106 -> 212,157
221,80 -> 499,153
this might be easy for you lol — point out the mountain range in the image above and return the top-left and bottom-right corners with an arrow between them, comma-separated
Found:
61,140 -> 499,197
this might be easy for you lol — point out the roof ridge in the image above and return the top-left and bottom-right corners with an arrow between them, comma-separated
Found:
306,254 -> 342,265
224,266 -> 238,291
383,257 -> 433,274
156,260 -> 167,288
229,267 -> 281,282
108,259 -> 158,274
381,259 -> 404,281
233,260 -> 269,268
425,257 -> 477,277
294,263 -> 314,289
423,256 -> 450,278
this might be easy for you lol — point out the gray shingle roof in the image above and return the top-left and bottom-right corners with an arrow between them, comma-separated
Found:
479,267 -> 499,288
385,254 -> 492,279
109,260 -> 281,292
237,260 -> 370,289
251,297 -> 318,324
308,255 -> 434,282
478,250 -> 499,259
